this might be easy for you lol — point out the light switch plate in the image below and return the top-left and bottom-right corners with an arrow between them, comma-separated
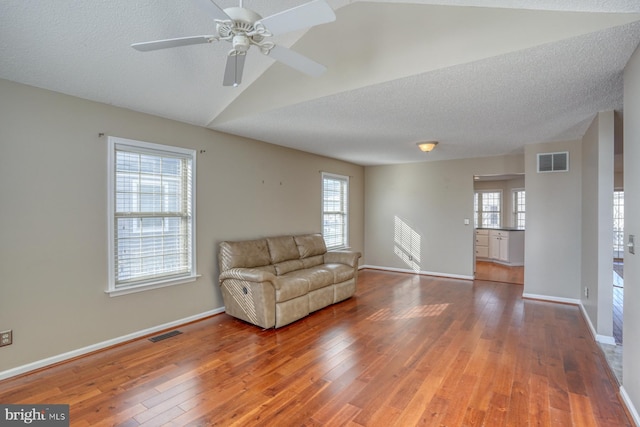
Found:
629,235 -> 636,255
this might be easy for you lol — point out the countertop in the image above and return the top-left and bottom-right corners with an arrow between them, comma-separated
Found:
475,227 -> 525,231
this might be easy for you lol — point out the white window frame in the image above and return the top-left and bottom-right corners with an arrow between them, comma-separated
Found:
474,190 -> 502,229
107,136 -> 197,296
322,172 -> 349,250
512,188 -> 525,229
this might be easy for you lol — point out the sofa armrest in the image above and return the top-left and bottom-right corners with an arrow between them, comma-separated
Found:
324,250 -> 362,268
219,268 -> 276,284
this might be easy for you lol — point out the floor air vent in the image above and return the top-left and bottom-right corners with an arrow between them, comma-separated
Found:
149,330 -> 182,343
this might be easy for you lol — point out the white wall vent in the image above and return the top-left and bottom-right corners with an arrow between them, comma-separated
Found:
537,152 -> 569,173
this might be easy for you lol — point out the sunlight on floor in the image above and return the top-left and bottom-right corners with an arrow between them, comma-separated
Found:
366,304 -> 450,321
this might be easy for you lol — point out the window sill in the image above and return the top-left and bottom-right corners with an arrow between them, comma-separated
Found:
106,274 -> 201,297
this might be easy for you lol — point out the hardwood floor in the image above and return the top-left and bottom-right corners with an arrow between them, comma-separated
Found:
475,261 -> 524,285
0,270 -> 630,426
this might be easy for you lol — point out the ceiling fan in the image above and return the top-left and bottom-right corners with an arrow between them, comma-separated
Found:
132,0 -> 336,87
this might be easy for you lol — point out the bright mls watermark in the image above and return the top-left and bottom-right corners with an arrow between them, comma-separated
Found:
1,405 -> 69,426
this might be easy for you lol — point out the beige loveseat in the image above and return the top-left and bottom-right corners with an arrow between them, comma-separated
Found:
218,234 -> 361,328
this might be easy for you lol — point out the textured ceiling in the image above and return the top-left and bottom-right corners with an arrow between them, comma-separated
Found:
1,0 -> 640,165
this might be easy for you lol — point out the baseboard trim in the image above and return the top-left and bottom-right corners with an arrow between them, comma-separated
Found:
522,293 -> 581,305
621,386 -> 640,426
578,303 -> 616,345
359,265 -> 474,281
522,293 -> 616,344
0,308 -> 225,381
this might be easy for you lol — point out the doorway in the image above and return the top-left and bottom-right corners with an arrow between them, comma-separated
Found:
473,174 -> 525,284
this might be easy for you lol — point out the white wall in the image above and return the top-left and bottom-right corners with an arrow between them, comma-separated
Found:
581,111 -> 614,341
364,155 -> 524,277
0,79 -> 364,374
622,43 -> 640,422
523,140 -> 582,300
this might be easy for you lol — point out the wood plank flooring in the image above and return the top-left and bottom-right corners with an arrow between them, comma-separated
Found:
0,270 -> 630,426
474,261 -> 524,285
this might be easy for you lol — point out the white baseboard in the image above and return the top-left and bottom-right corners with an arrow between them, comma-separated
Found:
577,303 -> 616,345
359,264 -> 474,281
0,308 -> 225,381
522,294 -> 616,344
621,386 -> 640,426
522,293 -> 581,305
595,334 -> 617,345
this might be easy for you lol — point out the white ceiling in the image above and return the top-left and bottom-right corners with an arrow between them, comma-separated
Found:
1,0 -> 640,165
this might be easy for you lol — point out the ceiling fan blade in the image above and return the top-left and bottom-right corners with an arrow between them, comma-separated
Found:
223,54 -> 246,86
192,0 -> 231,21
267,45 -> 326,77
257,0 -> 336,36
131,35 -> 216,52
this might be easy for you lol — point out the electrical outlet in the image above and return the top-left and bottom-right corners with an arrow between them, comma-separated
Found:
584,288 -> 589,298
0,330 -> 12,347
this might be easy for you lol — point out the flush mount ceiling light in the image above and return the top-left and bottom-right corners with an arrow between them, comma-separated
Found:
417,141 -> 438,152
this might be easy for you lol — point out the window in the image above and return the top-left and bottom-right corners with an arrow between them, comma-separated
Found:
322,172 -> 349,249
474,191 -> 501,228
513,189 -> 525,229
613,190 -> 624,259
107,137 -> 196,296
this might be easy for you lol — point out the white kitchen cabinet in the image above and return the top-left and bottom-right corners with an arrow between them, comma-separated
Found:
475,229 -> 489,258
488,229 -> 524,266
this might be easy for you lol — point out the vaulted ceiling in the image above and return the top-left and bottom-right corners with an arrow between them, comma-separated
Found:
1,0 -> 639,165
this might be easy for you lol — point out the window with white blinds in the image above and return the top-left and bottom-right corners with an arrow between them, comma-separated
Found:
474,191 -> 502,228
613,190 -> 624,259
107,137 -> 196,296
322,172 -> 349,249
513,189 -> 525,229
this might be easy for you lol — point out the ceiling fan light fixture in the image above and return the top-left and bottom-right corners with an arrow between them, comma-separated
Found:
133,0 -> 336,86
417,141 -> 438,152
232,35 -> 251,52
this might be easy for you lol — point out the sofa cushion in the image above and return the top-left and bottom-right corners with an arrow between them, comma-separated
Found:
324,263 -> 355,283
274,275 -> 309,302
254,265 -> 277,275
267,236 -> 300,264
294,234 -> 327,258
274,259 -> 304,275
301,255 -> 324,269
285,266 -> 334,291
219,239 -> 271,271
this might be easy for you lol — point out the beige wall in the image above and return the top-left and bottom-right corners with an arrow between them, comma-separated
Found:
580,111 -> 614,340
364,155 -> 524,277
0,79 -> 364,373
623,44 -> 640,422
523,139 -> 582,300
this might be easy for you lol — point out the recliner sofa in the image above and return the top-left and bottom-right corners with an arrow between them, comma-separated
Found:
218,234 -> 361,328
